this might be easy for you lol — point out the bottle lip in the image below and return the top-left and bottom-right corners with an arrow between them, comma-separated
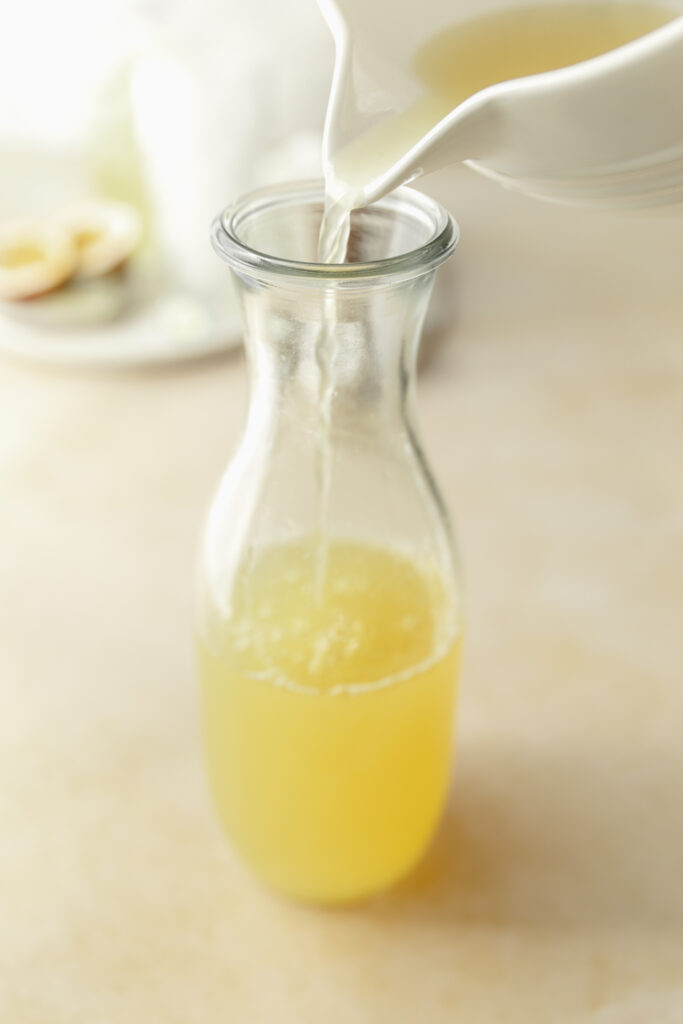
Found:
211,180 -> 459,285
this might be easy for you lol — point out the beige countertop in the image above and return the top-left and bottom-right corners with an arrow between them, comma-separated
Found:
1,171 -> 682,1022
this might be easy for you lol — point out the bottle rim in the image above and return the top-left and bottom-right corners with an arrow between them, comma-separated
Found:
211,180 -> 459,285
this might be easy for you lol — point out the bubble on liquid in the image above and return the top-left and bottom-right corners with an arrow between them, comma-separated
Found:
308,631 -> 333,674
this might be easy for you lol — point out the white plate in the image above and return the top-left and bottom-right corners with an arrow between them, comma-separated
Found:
0,276 -> 242,368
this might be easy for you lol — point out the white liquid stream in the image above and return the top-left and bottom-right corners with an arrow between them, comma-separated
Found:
313,198 -> 353,600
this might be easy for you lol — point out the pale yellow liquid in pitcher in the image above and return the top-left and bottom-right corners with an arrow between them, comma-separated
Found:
418,1 -> 678,106
198,539 -> 460,904
329,0 -> 679,204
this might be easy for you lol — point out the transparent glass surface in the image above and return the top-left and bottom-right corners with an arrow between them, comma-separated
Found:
196,181 -> 462,904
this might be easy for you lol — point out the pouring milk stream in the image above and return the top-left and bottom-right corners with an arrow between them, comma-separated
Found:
317,0 -> 683,262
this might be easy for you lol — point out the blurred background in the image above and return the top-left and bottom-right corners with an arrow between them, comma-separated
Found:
0,0 -> 333,363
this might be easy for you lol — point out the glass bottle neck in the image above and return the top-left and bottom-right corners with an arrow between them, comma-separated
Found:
238,274 -> 436,443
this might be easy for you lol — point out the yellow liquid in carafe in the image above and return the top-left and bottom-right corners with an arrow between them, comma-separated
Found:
198,539 -> 460,904
328,0 -> 679,203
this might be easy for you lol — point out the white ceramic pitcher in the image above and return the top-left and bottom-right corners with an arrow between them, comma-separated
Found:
319,0 -> 683,208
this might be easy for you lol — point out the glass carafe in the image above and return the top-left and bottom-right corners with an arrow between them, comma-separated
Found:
196,182 -> 461,904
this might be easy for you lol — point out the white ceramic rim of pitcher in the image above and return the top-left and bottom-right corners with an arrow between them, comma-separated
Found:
211,180 -> 459,284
